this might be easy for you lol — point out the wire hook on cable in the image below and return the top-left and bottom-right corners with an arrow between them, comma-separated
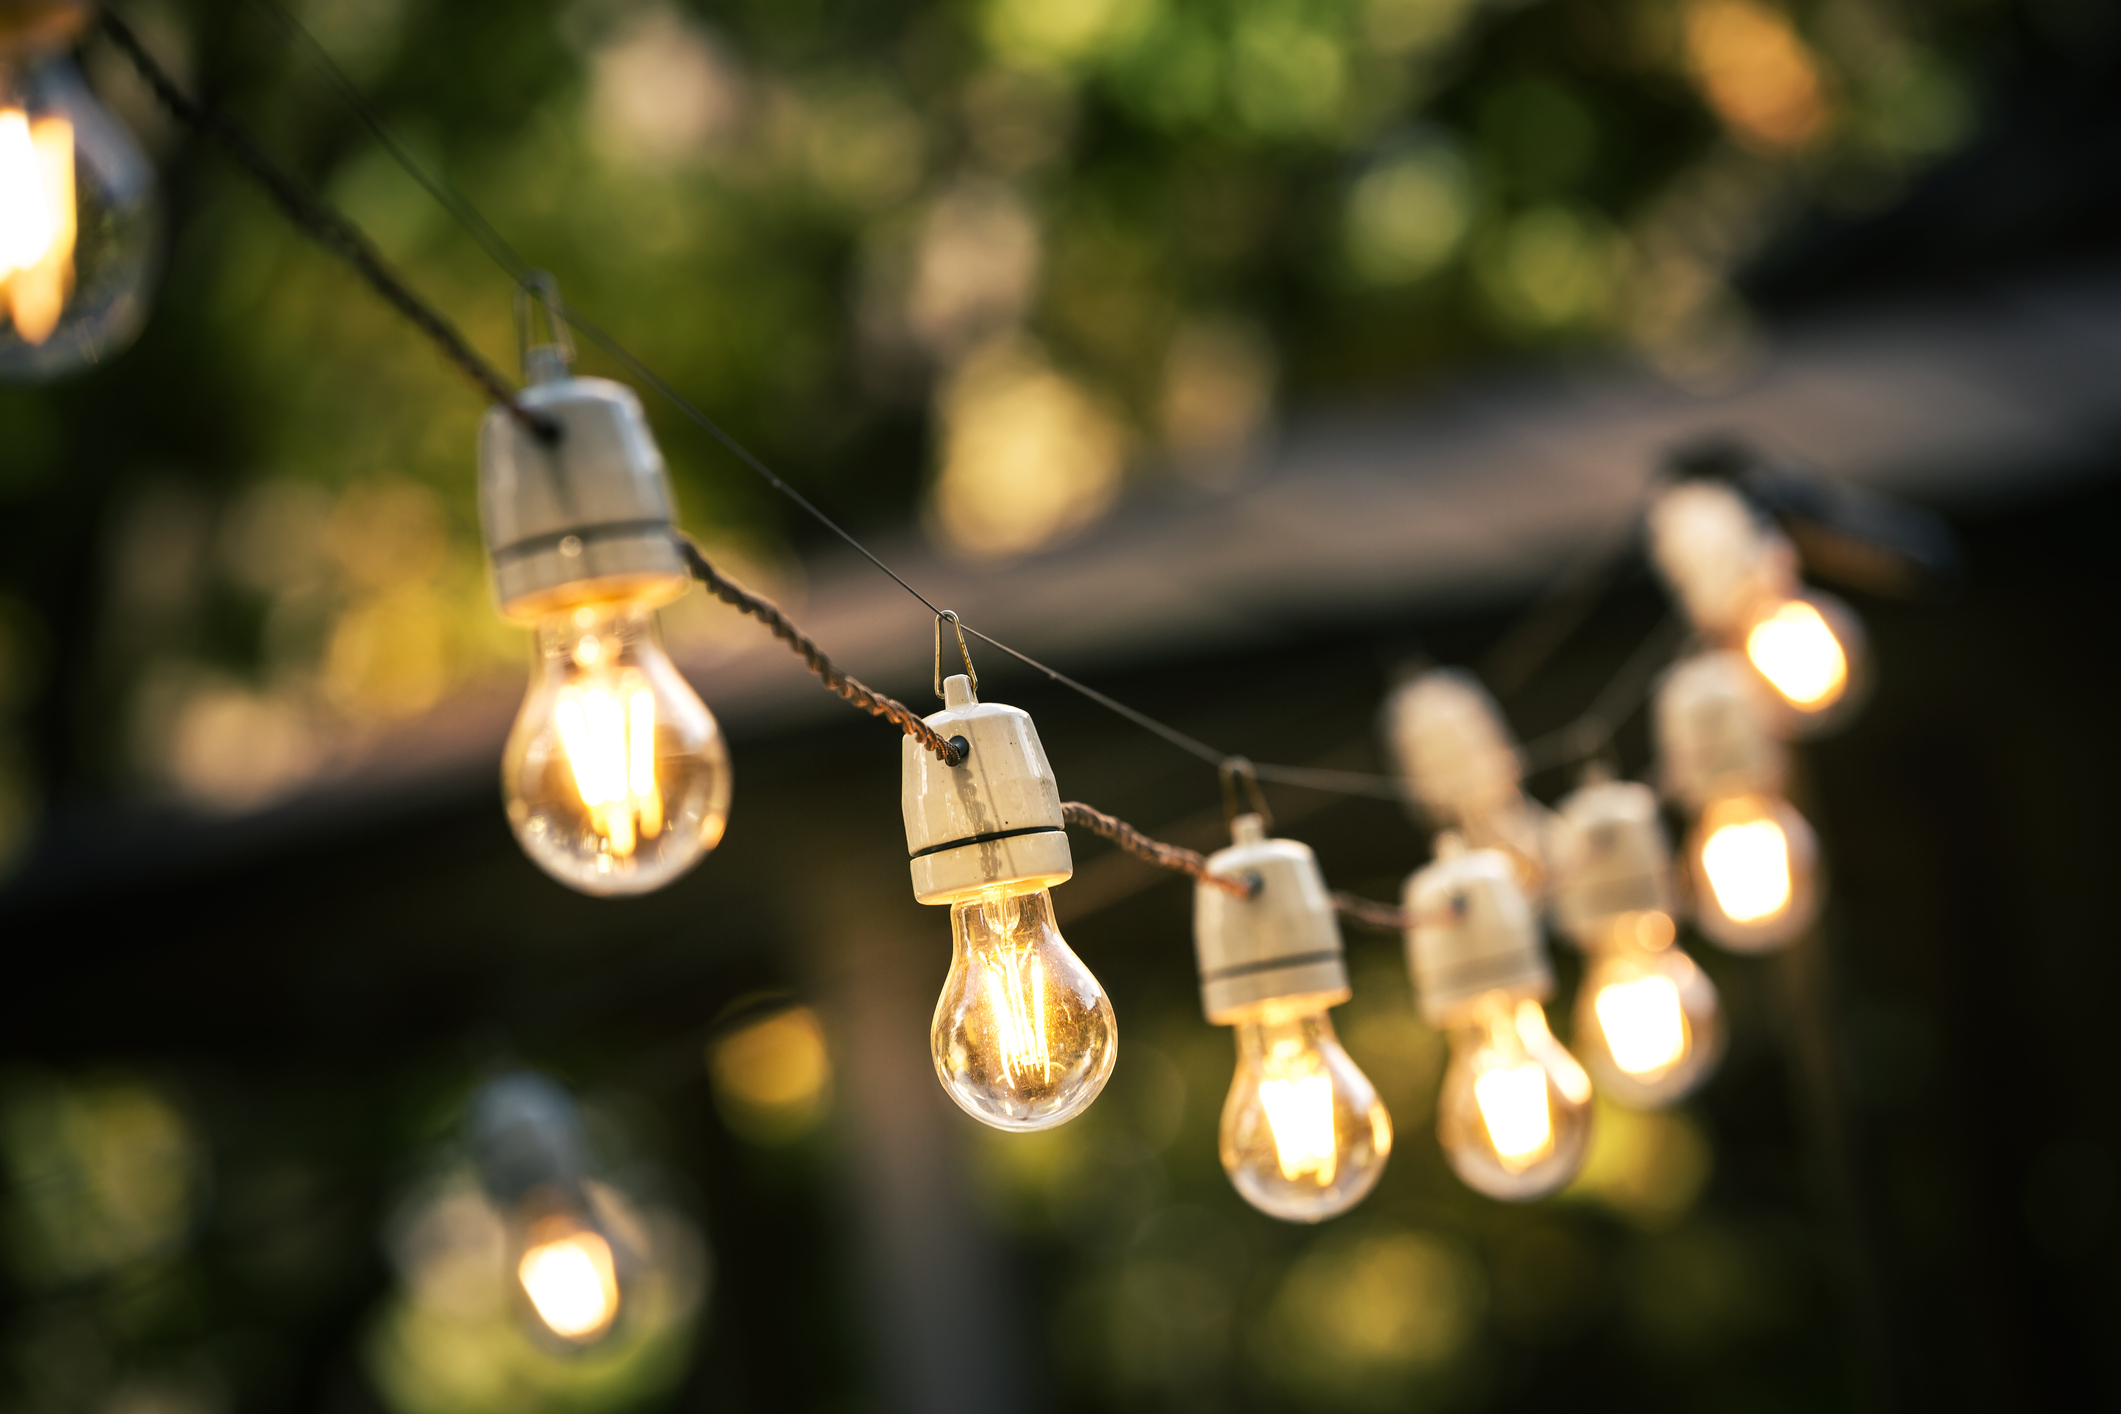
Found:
1220,756 -> 1273,832
934,610 -> 978,700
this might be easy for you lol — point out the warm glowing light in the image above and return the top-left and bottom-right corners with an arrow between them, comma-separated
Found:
1259,1064 -> 1340,1184
933,885 -> 1115,1130
518,1227 -> 619,1340
1701,818 -> 1792,923
981,940 -> 1053,1085
1594,974 -> 1688,1077
0,109 -> 77,345
1747,598 -> 1849,709
1474,1062 -> 1552,1168
1220,1009 -> 1390,1221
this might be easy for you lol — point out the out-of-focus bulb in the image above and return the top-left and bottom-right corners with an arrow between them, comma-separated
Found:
1743,591 -> 1865,732
1437,996 -> 1593,1200
1220,1005 -> 1390,1222
932,883 -> 1115,1131
0,43 -> 157,379
1573,912 -> 1723,1106
1690,792 -> 1817,951
518,1214 -> 620,1340
502,598 -> 730,894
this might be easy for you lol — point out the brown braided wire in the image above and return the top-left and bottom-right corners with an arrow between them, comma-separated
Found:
1330,891 -> 1413,932
1060,802 -> 1252,898
96,9 -> 557,443
678,539 -> 961,764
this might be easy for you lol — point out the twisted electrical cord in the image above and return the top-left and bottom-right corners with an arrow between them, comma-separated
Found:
677,539 -> 960,765
96,8 -> 556,443
1060,803 -> 1251,899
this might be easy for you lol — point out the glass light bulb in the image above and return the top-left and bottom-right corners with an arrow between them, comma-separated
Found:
518,1214 -> 620,1340
1219,1004 -> 1391,1222
0,55 -> 156,380
1573,912 -> 1724,1106
502,599 -> 730,895
1437,995 -> 1593,1200
931,884 -> 1115,1130
1690,791 -> 1817,952
1743,591 -> 1867,733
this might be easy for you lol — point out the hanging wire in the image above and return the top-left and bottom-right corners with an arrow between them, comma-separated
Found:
95,9 -> 557,443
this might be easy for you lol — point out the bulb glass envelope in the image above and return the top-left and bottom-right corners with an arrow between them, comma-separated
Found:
908,676 -> 1115,1131
1655,653 -> 1820,952
1384,670 -> 1548,889
1406,842 -> 1593,1200
467,1073 -> 646,1349
1196,816 -> 1390,1222
1648,480 -> 1870,737
477,307 -> 731,895
0,24 -> 158,381
1547,777 -> 1723,1105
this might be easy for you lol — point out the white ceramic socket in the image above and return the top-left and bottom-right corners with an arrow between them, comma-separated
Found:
1404,843 -> 1552,1026
1547,778 -> 1675,948
1193,815 -> 1351,1025
1647,480 -> 1797,638
1655,651 -> 1787,810
902,675 -> 1073,905
478,372 -> 689,622
1385,669 -> 1525,824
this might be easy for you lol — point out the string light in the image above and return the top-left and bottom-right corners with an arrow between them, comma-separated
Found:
74,8 -> 1933,1219
907,673 -> 1116,1131
480,280 -> 730,895
1548,774 -> 1724,1105
0,0 -> 157,380
1405,837 -> 1594,1200
1648,478 -> 1870,734
1195,813 -> 1391,1222
467,1073 -> 641,1348
1656,651 -> 1820,952
1385,669 -> 1550,889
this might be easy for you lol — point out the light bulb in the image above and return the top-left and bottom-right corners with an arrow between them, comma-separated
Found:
0,45 -> 156,380
517,1212 -> 621,1341
1573,911 -> 1723,1106
1690,791 -> 1817,951
1742,590 -> 1867,733
502,598 -> 730,895
1436,995 -> 1593,1200
931,883 -> 1115,1131
1220,1005 -> 1390,1222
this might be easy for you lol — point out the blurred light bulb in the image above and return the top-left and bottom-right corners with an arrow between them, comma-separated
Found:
1220,1005 -> 1390,1222
503,598 -> 730,894
1573,911 -> 1723,1106
932,883 -> 1115,1130
1690,792 -> 1817,951
0,49 -> 156,379
518,1214 -> 620,1340
1742,590 -> 1867,733
1437,996 -> 1592,1200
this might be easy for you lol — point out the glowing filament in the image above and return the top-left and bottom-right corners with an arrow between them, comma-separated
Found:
1702,818 -> 1792,923
982,945 -> 1052,1085
1747,599 -> 1848,708
0,110 -> 76,345
518,1229 -> 619,1340
1474,1062 -> 1552,1169
1595,974 -> 1688,1076
1258,1070 -> 1338,1184
553,681 -> 663,856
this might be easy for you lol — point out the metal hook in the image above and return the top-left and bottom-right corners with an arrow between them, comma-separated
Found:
1219,756 -> 1272,833
934,610 -> 977,700
514,270 -> 575,383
